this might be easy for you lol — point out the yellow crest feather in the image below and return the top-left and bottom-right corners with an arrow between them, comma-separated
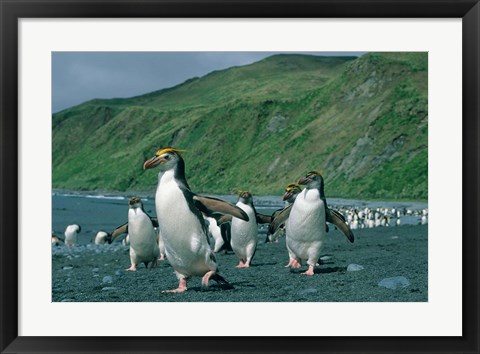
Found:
155,147 -> 188,156
285,184 -> 301,192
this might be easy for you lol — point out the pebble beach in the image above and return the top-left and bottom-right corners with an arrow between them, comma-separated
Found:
52,220 -> 428,302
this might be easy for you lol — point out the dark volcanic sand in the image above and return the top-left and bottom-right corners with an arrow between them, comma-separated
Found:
52,224 -> 428,302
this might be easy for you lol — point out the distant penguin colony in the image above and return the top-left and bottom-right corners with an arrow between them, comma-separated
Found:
54,146 -> 428,293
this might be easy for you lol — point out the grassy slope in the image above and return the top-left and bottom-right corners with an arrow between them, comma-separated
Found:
52,53 -> 427,200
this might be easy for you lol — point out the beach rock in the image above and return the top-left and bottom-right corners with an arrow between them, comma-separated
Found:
347,264 -> 364,272
62,266 -> 73,270
101,287 -> 117,291
115,270 -> 124,277
378,276 -> 410,289
61,298 -> 75,302
319,256 -> 332,261
92,268 -> 99,273
102,276 -> 113,284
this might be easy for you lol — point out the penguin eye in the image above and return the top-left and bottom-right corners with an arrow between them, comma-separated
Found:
164,154 -> 171,160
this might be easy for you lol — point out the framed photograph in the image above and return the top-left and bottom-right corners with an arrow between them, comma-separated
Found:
1,0 -> 478,353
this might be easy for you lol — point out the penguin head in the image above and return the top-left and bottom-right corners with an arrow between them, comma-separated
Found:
238,191 -> 253,205
298,171 -> 324,189
143,147 -> 187,172
282,183 -> 301,202
128,196 -> 143,209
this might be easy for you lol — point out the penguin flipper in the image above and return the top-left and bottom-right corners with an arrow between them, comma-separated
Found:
111,223 -> 128,242
255,213 -> 272,224
150,217 -> 159,228
326,209 -> 354,243
268,205 -> 292,235
216,214 -> 232,225
193,195 -> 249,221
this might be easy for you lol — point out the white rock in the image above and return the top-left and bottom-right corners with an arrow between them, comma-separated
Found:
102,276 -> 113,284
101,287 -> 117,291
378,276 -> 410,289
347,264 -> 364,271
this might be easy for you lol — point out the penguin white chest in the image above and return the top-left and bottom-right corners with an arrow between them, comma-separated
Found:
286,189 -> 326,261
155,172 -> 213,276
128,209 -> 156,248
231,203 -> 257,244
230,202 -> 258,260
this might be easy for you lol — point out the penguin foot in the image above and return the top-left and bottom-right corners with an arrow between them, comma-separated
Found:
201,271 -> 215,287
236,263 -> 251,268
159,254 -> 165,261
162,278 -> 187,293
285,259 -> 302,268
125,265 -> 137,271
235,261 -> 246,268
301,265 -> 315,276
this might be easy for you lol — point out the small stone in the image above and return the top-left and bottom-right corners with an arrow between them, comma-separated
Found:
319,256 -> 332,261
92,268 -> 99,273
61,298 -> 75,302
102,276 -> 113,284
101,287 -> 117,291
62,266 -> 73,270
391,236 -> 399,239
115,270 -> 124,276
378,276 -> 410,289
347,264 -> 364,272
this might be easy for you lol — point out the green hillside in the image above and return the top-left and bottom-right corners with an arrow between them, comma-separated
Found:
52,53 -> 428,200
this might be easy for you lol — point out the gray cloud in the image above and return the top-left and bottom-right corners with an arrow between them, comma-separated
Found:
52,51 -> 365,113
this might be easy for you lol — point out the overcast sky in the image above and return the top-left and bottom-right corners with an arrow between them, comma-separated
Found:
52,52 -> 365,113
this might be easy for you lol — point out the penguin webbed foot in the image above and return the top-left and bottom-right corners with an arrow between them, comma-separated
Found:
301,264 -> 315,276
285,259 -> 302,269
162,278 -> 187,293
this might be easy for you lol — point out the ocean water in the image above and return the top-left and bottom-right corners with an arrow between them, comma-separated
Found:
52,190 -> 428,245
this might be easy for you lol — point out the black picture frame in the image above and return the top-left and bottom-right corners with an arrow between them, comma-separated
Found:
1,1 -> 478,353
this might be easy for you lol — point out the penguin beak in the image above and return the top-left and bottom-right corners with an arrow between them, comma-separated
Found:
282,191 -> 293,201
297,177 -> 311,185
143,156 -> 162,170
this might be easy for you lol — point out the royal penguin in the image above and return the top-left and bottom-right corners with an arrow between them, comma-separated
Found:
64,224 -> 81,248
230,191 -> 259,268
111,197 -> 160,271
143,147 -> 249,292
204,216 -> 225,253
282,171 -> 330,275
51,233 -> 64,246
268,180 -> 354,245
265,184 -> 302,243
94,231 -> 111,245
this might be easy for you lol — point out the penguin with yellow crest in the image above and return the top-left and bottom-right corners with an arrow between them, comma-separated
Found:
143,147 -> 249,292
